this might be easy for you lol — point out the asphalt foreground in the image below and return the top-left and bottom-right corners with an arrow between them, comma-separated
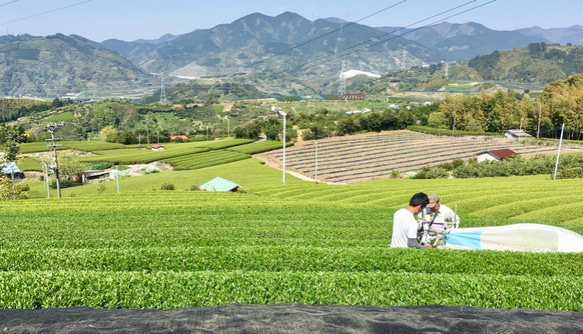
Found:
1,304 -> 582,333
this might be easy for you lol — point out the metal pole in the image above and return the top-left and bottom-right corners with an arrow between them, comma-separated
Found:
116,165 -> 120,193
39,162 -> 44,191
553,123 -> 565,180
146,117 -> 150,146
38,155 -> 50,199
49,130 -> 61,198
282,113 -> 286,184
519,117 -> 524,142
451,115 -> 456,136
44,163 -> 50,198
537,102 -> 541,139
313,140 -> 318,183
227,117 -> 230,139
10,165 -> 15,200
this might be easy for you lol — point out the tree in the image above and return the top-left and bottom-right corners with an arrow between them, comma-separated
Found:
395,110 -> 415,128
100,125 -> 120,143
92,104 -> 117,128
336,118 -> 359,135
0,125 -> 26,161
0,176 -> 27,200
57,155 -> 84,183
0,125 -> 27,201
360,112 -> 382,132
116,131 -> 138,145
51,97 -> 62,108
427,111 -> 448,129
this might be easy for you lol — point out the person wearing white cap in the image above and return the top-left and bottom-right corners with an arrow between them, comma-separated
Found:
419,193 -> 459,228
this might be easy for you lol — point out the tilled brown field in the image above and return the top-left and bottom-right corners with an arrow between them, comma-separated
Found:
255,130 -> 583,184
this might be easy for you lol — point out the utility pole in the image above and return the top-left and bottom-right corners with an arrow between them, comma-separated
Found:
160,72 -> 167,105
272,106 -> 287,184
46,122 -> 63,198
337,61 -> 346,97
36,154 -> 50,198
519,117 -> 524,142
313,140 -> 318,184
553,124 -> 565,180
537,102 -> 542,139
146,117 -> 150,146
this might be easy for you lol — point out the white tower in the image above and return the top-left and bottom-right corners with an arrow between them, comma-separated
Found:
337,61 -> 346,96
160,72 -> 167,105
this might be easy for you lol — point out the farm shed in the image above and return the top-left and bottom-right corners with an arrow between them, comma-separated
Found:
81,170 -> 110,184
504,129 -> 531,139
477,149 -> 518,162
200,177 -> 242,192
151,144 -> 164,151
0,162 -> 24,179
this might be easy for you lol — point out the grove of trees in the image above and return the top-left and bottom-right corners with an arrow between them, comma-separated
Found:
425,73 -> 583,140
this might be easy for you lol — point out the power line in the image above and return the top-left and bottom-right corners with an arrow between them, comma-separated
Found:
337,61 -> 346,96
346,1 -> 496,65
287,0 -> 495,75
246,0 -> 408,69
0,0 -> 93,26
0,1 -> 19,8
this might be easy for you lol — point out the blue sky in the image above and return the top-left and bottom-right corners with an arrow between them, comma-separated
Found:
0,0 -> 581,42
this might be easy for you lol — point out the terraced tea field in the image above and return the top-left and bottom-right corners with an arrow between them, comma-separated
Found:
256,130 -> 583,183
2,170 -> 583,310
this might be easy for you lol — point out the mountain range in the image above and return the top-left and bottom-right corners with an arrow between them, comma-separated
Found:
0,11 -> 582,99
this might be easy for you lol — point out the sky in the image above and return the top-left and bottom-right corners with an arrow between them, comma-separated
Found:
0,0 -> 581,42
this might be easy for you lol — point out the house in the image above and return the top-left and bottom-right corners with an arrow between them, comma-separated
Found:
477,149 -> 518,162
200,177 -> 242,192
504,129 -> 531,139
151,144 -> 164,151
170,135 -> 188,141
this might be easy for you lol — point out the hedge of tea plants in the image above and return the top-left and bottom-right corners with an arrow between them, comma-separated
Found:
1,189 -> 582,310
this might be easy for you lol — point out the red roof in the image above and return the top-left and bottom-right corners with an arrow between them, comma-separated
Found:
487,149 -> 518,159
170,135 -> 188,140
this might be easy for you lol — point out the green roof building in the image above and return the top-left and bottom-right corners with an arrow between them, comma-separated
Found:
200,177 -> 242,192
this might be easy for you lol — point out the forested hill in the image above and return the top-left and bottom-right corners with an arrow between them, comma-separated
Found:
0,34 -> 155,98
466,42 -> 583,83
356,43 -> 583,95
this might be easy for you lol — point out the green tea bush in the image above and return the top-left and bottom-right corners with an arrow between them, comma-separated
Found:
160,183 -> 175,190
558,167 -> 583,179
427,167 -> 450,179
85,162 -> 114,170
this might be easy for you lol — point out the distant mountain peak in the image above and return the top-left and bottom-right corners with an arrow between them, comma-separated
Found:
323,17 -> 348,24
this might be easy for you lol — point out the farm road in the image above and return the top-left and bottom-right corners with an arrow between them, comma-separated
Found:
1,304 -> 582,333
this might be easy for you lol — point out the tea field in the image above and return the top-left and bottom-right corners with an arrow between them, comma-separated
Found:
2,157 -> 583,310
